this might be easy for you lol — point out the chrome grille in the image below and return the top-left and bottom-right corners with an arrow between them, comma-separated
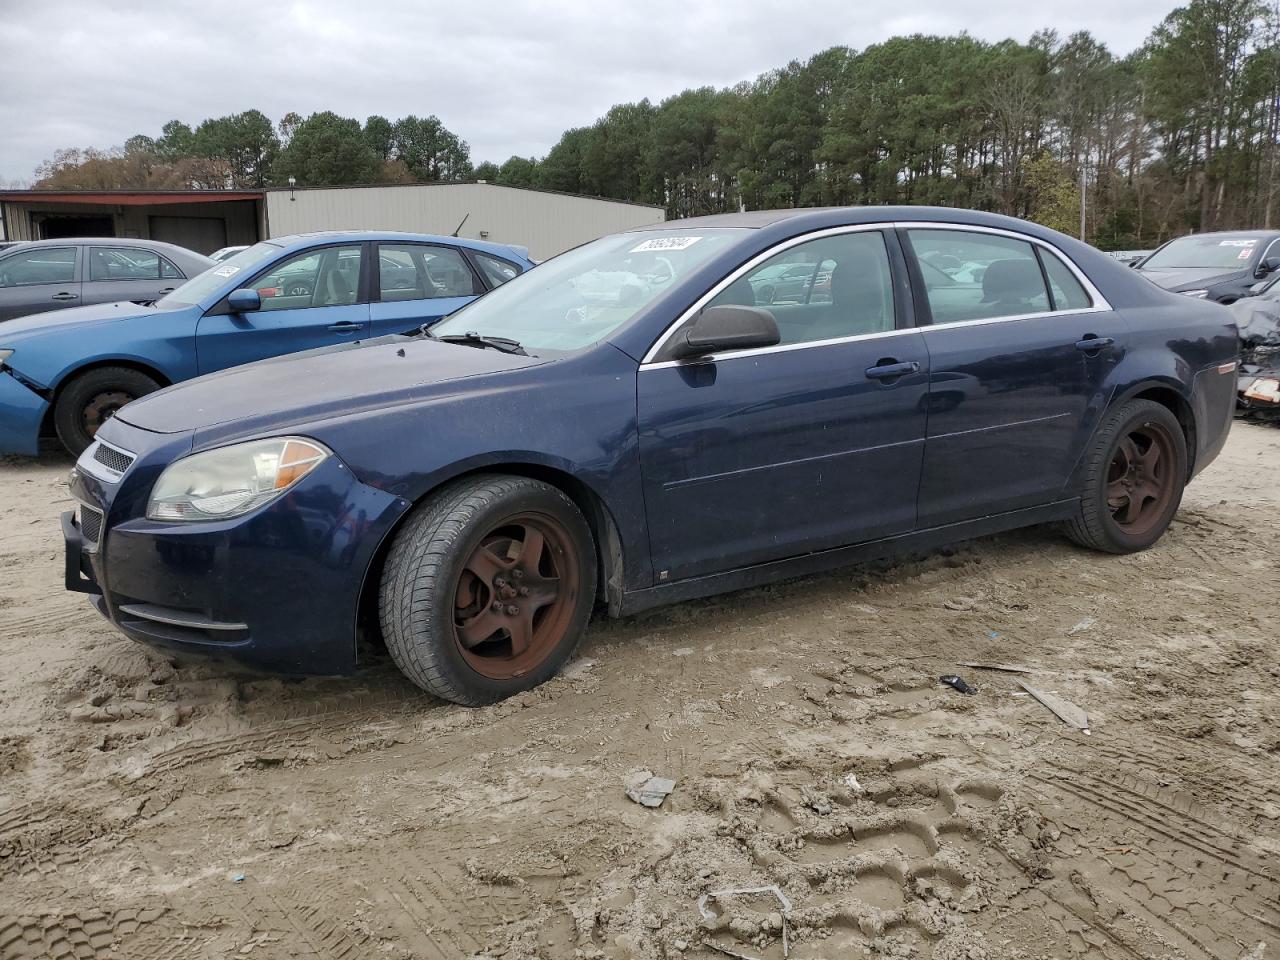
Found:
79,505 -> 103,544
93,443 -> 135,475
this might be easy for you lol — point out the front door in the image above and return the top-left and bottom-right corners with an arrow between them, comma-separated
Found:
0,245 -> 81,321
195,244 -> 371,374
903,226 -> 1127,526
638,229 -> 930,582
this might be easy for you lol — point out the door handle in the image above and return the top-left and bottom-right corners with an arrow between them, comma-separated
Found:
865,360 -> 920,380
159,287 -> 175,295
1075,336 -> 1114,353
327,321 -> 362,333
51,292 -> 79,302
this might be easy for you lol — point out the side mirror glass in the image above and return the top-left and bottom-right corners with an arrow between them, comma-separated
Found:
671,304 -> 780,360
1256,256 -> 1280,279
227,288 -> 261,313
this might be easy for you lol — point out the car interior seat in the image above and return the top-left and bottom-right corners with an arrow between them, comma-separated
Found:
981,259 -> 1046,311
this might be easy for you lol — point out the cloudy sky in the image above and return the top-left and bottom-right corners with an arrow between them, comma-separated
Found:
1,0 -> 1178,185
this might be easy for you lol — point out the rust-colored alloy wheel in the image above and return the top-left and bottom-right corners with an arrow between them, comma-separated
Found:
1104,420 -> 1179,538
451,513 -> 582,680
379,475 -> 597,706
1066,398 -> 1188,554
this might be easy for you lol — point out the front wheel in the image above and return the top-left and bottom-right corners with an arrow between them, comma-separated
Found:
53,366 -> 161,457
1065,399 -> 1188,554
378,475 -> 597,705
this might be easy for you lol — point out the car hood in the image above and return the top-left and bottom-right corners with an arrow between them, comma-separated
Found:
1137,266 -> 1247,291
0,300 -> 162,341
115,335 -> 548,437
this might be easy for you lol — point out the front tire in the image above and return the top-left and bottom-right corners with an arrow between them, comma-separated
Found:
378,475 -> 597,705
53,366 -> 161,457
1065,399 -> 1188,554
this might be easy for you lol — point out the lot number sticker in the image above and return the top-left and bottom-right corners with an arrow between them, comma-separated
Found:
630,237 -> 702,252
213,265 -> 241,277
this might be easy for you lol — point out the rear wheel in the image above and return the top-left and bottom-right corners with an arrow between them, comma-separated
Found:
53,366 -> 161,457
1065,399 -> 1188,553
379,475 -> 597,705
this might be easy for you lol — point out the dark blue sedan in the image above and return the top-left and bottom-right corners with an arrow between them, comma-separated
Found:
62,207 -> 1238,705
0,231 -> 531,456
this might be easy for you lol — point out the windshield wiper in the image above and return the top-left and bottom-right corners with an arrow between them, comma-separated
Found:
428,329 -> 528,356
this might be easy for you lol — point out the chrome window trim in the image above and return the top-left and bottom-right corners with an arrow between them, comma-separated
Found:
639,220 -> 1113,369
78,438 -> 136,483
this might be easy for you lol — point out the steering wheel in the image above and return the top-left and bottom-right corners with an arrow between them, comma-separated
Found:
644,255 -> 675,285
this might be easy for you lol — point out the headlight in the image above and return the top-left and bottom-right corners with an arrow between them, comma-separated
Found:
1244,377 -> 1280,403
147,437 -> 328,521
1180,289 -> 1210,299
0,349 -> 12,369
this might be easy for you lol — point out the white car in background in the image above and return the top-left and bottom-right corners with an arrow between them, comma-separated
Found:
210,245 -> 249,262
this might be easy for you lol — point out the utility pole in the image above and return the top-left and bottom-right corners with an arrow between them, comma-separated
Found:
1079,160 -> 1087,242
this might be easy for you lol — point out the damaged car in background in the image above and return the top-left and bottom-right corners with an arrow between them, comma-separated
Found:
1133,230 -> 1280,303
61,207 -> 1238,707
1232,274 -> 1280,418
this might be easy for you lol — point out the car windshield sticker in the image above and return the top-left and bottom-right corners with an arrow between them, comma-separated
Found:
1240,247 -> 1255,260
1219,239 -> 1257,247
630,236 -> 702,253
213,265 -> 240,277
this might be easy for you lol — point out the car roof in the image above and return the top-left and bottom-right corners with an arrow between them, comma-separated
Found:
269,230 -> 530,260
1157,229 -> 1280,240
627,205 -> 1087,236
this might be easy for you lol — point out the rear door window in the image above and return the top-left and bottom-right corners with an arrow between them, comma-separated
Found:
377,244 -> 481,301
471,252 -> 522,288
253,246 -> 363,311
89,247 -> 162,281
908,229 -> 1050,323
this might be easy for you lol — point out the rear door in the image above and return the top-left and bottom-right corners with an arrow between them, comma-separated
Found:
82,246 -> 187,306
369,242 -> 486,336
0,245 -> 81,321
195,243 -> 370,374
903,226 -> 1126,526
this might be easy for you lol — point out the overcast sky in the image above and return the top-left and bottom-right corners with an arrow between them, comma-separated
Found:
1,0 -> 1178,185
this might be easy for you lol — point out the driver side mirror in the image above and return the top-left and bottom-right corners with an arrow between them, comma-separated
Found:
227,288 -> 262,313
670,304 -> 780,361
1256,255 -> 1280,279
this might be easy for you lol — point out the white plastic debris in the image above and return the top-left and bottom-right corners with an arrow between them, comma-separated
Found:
1068,616 -> 1098,635
624,770 -> 676,808
843,773 -> 863,792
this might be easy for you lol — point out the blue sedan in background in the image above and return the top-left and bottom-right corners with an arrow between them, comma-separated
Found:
62,207 -> 1237,706
0,231 -> 532,456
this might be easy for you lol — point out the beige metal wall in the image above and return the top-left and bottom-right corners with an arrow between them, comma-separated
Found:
264,184 -> 664,260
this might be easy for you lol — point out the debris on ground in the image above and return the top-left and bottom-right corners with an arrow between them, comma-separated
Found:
624,770 -> 676,807
698,884 -> 792,957
1019,681 -> 1091,734
1068,616 -> 1098,635
940,674 -> 978,694
959,661 -> 1035,674
843,772 -> 863,792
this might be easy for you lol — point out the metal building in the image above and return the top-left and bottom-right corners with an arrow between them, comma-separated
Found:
0,183 -> 664,260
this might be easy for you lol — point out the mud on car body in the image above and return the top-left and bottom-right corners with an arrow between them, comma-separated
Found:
62,206 -> 1239,706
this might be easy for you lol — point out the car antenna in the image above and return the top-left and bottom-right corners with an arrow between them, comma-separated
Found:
451,214 -> 470,237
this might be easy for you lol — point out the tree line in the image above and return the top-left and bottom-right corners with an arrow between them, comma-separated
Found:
31,0 -> 1280,249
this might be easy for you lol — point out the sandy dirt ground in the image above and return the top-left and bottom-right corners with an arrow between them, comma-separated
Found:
1,425 -> 1278,960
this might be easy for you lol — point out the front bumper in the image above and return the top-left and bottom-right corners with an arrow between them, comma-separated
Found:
64,420 -> 410,675
0,369 -> 49,456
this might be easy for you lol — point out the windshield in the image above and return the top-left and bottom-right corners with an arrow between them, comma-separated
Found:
157,242 -> 281,307
1143,235 -> 1261,270
430,229 -> 745,352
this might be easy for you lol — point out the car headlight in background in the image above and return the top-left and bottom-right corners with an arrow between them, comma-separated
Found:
1244,377 -> 1280,403
147,437 -> 328,521
1180,289 -> 1210,299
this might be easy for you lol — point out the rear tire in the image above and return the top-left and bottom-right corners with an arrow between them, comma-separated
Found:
378,475 -> 597,706
54,366 -> 161,457
1065,399 -> 1188,554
